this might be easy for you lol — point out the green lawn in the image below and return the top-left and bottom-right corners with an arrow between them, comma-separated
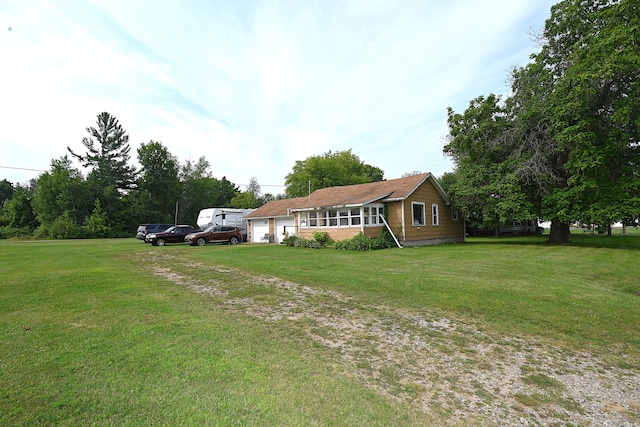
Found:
1,236 -> 639,425
191,235 -> 640,365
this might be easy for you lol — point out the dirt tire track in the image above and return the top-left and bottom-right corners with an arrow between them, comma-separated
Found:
143,252 -> 640,426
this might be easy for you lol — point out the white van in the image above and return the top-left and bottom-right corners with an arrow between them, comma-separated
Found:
196,208 -> 255,240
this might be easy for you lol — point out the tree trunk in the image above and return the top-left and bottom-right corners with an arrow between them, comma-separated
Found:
548,219 -> 570,244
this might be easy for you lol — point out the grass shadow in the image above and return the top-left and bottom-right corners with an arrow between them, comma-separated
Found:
464,234 -> 640,250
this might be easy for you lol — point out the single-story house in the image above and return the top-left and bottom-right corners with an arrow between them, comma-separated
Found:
244,173 -> 465,247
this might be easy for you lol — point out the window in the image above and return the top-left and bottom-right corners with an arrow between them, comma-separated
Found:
361,206 -> 383,226
350,208 -> 361,226
308,212 -> 317,227
452,210 -> 459,221
412,202 -> 425,226
432,204 -> 439,226
339,210 -> 349,226
371,207 -> 381,224
319,211 -> 327,227
300,208 -> 381,228
328,210 -> 338,226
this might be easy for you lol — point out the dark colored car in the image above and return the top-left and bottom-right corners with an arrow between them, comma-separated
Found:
146,225 -> 195,246
184,225 -> 242,246
136,223 -> 173,240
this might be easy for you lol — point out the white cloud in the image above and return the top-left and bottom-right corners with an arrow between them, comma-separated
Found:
0,0 -> 556,189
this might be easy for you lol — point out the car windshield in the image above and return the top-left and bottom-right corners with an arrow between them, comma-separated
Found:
163,226 -> 176,233
203,225 -> 216,232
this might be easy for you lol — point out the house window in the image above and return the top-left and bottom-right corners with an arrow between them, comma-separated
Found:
350,208 -> 361,226
412,202 -> 425,226
452,210 -> 459,221
318,211 -> 327,227
361,206 -> 383,226
301,207 -> 384,228
308,212 -> 317,227
302,209 -> 365,228
328,210 -> 338,227
371,207 -> 381,224
432,204 -> 439,226
339,210 -> 349,226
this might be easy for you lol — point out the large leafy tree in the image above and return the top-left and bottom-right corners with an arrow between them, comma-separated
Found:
135,140 -> 180,222
445,0 -> 640,243
68,112 -> 137,225
445,95 -> 536,235
285,149 -> 384,197
516,0 -> 639,242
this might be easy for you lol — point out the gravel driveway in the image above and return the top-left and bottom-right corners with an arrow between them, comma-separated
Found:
147,252 -> 640,426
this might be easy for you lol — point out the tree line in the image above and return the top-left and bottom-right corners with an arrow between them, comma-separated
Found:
0,112 -> 278,238
0,112 -> 385,239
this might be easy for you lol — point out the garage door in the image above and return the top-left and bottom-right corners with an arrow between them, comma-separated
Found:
251,220 -> 269,243
275,217 -> 295,243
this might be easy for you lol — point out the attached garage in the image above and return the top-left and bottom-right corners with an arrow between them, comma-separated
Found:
275,217 -> 295,243
251,219 -> 270,243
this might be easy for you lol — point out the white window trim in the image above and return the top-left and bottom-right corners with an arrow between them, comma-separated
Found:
432,203 -> 439,226
412,202 -> 425,226
299,205 -> 384,229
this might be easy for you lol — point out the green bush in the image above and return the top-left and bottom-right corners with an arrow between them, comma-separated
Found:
313,231 -> 333,246
283,233 -> 331,249
294,238 -> 323,248
334,231 -> 395,251
0,226 -> 33,239
282,234 -> 298,246
49,215 -> 83,239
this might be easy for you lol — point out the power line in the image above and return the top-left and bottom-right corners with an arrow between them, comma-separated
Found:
0,165 -> 46,172
0,165 -> 286,188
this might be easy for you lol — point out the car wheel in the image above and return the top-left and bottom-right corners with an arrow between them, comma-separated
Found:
229,236 -> 239,245
156,238 -> 166,247
197,237 -> 206,246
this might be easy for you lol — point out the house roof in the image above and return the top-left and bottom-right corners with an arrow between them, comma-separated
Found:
245,173 -> 448,219
244,196 -> 310,219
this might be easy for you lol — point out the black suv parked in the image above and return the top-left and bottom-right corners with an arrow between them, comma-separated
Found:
136,224 -> 173,240
146,225 -> 196,246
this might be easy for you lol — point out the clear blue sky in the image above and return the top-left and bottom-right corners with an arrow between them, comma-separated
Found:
0,0 -> 556,192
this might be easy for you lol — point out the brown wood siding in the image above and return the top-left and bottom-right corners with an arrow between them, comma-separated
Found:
401,181 -> 465,242
362,226 -> 385,238
385,202 -> 404,240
